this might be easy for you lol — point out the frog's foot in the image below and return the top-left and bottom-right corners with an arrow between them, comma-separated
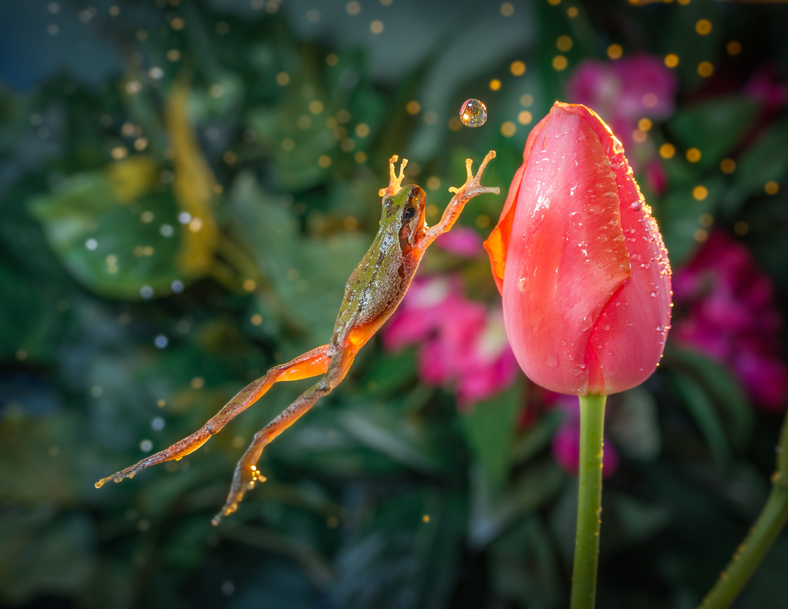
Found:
378,155 -> 409,198
212,458 -> 267,525
449,150 -> 500,200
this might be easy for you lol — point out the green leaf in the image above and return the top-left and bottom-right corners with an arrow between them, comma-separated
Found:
608,387 -> 662,461
734,118 -> 788,194
667,97 -> 760,168
460,380 -> 524,491
671,370 -> 729,464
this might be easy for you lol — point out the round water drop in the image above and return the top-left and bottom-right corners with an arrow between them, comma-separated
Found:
459,98 -> 487,128
631,200 -> 642,211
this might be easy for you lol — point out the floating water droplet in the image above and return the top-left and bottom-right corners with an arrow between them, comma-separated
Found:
459,98 -> 487,127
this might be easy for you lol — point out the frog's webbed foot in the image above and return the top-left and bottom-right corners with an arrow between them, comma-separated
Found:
448,150 -> 500,201
378,155 -> 409,198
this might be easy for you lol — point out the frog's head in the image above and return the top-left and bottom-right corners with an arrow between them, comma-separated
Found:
382,184 -> 427,254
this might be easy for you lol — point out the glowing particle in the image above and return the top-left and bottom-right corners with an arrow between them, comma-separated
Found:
510,60 -> 526,76
354,151 -> 367,164
720,158 -> 736,174
370,19 -> 384,34
567,6 -> 578,17
140,439 -> 153,452
426,176 -> 441,190
518,110 -> 533,125
489,79 -> 501,91
727,41 -> 742,56
346,1 -> 360,15
520,93 -> 534,106
191,376 -> 205,389
140,210 -> 154,223
695,19 -> 712,35
309,100 -> 324,114
638,118 -> 652,132
459,99 -> 487,128
552,55 -> 568,71
659,143 -> 675,159
170,17 -> 184,30
318,154 -> 332,168
171,279 -> 184,293
85,238 -> 98,251
607,43 -> 624,59
697,61 -> 714,77
152,416 -> 165,430
664,53 -> 679,68
326,53 -> 338,66
692,185 -> 708,201
243,279 -> 256,292
406,100 -> 421,115
275,72 -> 290,86
154,335 -> 169,349
500,3 -> 514,17
765,181 -> 779,195
686,147 -> 702,163
355,123 -> 370,137
733,221 -> 749,236
557,35 -> 573,52
111,146 -> 128,159
251,314 -> 263,325
500,121 -> 516,137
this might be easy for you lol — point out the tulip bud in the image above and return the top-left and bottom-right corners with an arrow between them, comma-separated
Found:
484,102 -> 671,396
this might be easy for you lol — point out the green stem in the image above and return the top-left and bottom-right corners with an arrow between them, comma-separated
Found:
570,393 -> 607,609
699,410 -> 788,609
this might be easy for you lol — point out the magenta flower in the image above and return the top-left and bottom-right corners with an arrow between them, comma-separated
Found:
382,276 -> 519,409
673,231 -> 788,411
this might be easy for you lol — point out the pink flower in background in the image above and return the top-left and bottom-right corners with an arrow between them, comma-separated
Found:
673,231 -> 788,411
382,276 -> 518,409
566,54 -> 678,194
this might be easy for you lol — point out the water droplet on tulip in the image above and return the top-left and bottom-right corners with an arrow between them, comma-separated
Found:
579,316 -> 593,332
459,98 -> 487,127
517,277 -> 528,292
631,200 -> 642,211
604,324 -> 611,331
650,291 -> 657,298
547,353 -> 559,368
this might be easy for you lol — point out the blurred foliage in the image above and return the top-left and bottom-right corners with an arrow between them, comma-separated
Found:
1,1 -> 788,609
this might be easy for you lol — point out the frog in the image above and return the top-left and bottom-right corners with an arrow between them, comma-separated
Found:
96,151 -> 499,524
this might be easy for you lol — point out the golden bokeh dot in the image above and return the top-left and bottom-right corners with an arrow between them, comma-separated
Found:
354,151 -> 367,164
281,137 -> 295,151
475,215 -> 491,229
370,19 -> 384,34
638,117 -> 653,132
500,2 -> 515,16
243,279 -> 256,292
764,180 -> 780,195
423,111 -> 438,125
157,398 -> 166,408
552,55 -> 568,71
699,213 -> 714,227
659,143 -> 676,159
422,514 -> 431,523
697,61 -> 714,78
309,100 -> 324,115
343,216 -> 358,230
607,44 -> 623,60
548,0 -> 561,5
733,221 -> 749,236
510,60 -> 526,76
336,109 -> 351,123
695,19 -> 712,35
720,158 -> 736,174
664,53 -> 679,68
632,129 -> 647,144
520,93 -> 534,106
166,49 -> 181,61
500,121 -> 517,137
557,35 -> 573,52
448,116 -> 462,131
170,16 -> 184,30
251,314 -> 263,326
694,228 -> 709,242
489,78 -> 502,91
340,138 -> 355,152
567,6 -> 578,18
275,72 -> 290,86
346,1 -> 360,15
326,53 -> 338,66
686,147 -> 702,163
518,110 -> 533,125
355,123 -> 370,137
111,146 -> 128,159
317,154 -> 332,168
190,376 -> 205,390
727,40 -> 742,56
223,150 -> 237,164
426,176 -> 441,191
426,204 -> 439,219
406,100 -> 421,115
692,185 -> 708,201
677,0 -> 691,5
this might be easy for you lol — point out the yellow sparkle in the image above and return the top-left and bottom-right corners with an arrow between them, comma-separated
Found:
370,19 -> 384,34
632,129 -> 647,144
275,72 -> 290,86
686,147 -> 702,163
318,154 -> 332,168
111,146 -> 127,160
727,41 -> 742,56
720,158 -> 736,174
510,60 -> 526,76
489,78 -> 502,91
662,55 -> 678,71
697,61 -> 714,78
548,0 -> 561,5
190,376 -> 205,390
166,49 -> 181,61
552,55 -> 568,71
170,16 -> 184,30
406,100 -> 421,114
140,210 -> 154,223
692,185 -> 708,201
520,93 -> 534,106
607,44 -> 623,60
557,35 -> 573,52
422,514 -> 431,523
659,143 -> 676,159
695,19 -> 712,35
518,110 -> 533,125
426,176 -> 441,190
765,180 -> 780,195
243,279 -> 256,292
694,228 -> 709,242
500,2 -> 515,16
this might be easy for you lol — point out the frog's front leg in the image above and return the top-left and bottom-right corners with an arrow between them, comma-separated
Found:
94,344 -> 333,489
422,150 -> 500,248
213,346 -> 357,524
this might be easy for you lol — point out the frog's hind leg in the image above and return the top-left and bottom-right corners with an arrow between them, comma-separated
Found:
95,344 -> 334,489
213,347 -> 357,524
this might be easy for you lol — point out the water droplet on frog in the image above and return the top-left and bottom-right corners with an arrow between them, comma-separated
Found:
459,98 -> 487,127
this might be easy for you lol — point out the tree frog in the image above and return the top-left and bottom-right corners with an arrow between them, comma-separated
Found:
96,151 -> 499,524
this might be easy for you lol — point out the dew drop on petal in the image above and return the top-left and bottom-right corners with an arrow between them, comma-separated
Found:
459,98 -> 487,128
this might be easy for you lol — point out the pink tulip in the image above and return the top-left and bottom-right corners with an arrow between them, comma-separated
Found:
484,102 -> 672,396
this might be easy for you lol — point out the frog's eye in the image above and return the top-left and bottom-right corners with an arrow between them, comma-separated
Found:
402,206 -> 416,222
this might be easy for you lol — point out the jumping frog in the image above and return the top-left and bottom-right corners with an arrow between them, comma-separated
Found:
96,151 -> 499,524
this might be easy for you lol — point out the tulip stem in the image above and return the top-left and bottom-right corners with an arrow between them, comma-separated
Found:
570,393 -> 607,609
698,408 -> 788,609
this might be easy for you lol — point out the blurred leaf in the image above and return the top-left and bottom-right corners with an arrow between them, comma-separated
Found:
603,491 -> 671,553
734,118 -> 788,195
460,380 -> 523,491
672,370 -> 729,464
667,98 -> 759,169
608,387 -> 662,461
659,177 -> 719,265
